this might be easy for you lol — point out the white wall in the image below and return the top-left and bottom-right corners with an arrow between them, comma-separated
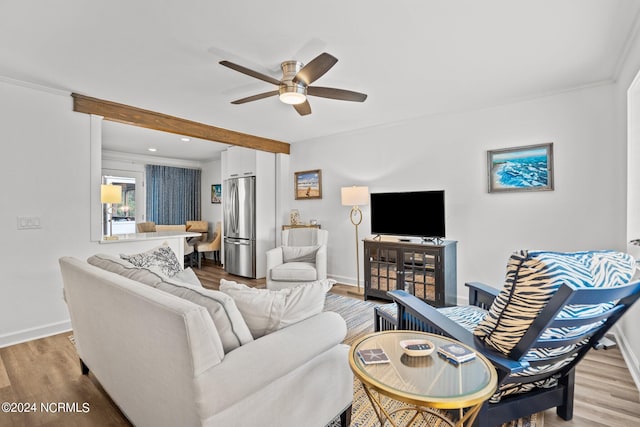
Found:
288,84 -> 622,292
201,159 -> 223,257
0,79 -> 97,346
0,79 -> 225,347
616,18 -> 640,385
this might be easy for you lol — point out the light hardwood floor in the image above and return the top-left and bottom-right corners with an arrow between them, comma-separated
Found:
0,260 -> 638,426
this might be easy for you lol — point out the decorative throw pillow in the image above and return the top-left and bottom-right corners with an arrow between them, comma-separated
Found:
219,278 -> 335,339
473,250 -> 635,356
282,245 -> 320,263
120,242 -> 182,277
88,254 -> 253,353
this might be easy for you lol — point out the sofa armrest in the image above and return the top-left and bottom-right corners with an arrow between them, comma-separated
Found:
196,311 -> 348,416
465,282 -> 500,309
315,245 -> 327,280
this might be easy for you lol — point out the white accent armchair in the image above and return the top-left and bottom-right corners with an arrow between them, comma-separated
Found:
266,228 -> 329,290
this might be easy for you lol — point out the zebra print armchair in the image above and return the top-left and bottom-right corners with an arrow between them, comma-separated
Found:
383,250 -> 640,427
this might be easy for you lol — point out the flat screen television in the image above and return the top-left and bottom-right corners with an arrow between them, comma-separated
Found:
370,190 -> 445,239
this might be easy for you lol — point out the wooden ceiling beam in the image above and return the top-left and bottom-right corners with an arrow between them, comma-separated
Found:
71,93 -> 290,154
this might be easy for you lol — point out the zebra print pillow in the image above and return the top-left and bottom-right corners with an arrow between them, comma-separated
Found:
473,250 -> 636,356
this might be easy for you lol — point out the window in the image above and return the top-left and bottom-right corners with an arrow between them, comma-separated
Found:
103,175 -> 136,235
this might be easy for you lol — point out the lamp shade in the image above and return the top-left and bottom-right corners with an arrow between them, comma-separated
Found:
341,186 -> 369,206
101,184 -> 122,204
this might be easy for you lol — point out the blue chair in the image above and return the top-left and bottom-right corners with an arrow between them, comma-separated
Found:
382,250 -> 640,427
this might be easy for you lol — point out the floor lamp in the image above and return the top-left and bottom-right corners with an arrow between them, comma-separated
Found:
341,186 -> 369,295
101,184 -> 122,240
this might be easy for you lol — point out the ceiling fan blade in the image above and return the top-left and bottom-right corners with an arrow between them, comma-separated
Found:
219,60 -> 282,86
293,100 -> 312,116
231,90 -> 279,104
307,86 -> 368,102
292,52 -> 338,85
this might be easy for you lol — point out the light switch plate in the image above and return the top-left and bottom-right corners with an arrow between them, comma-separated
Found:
17,216 -> 42,230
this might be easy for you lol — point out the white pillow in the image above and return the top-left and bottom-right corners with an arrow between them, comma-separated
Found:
173,267 -> 202,287
219,278 -> 335,338
120,242 -> 182,277
282,245 -> 320,263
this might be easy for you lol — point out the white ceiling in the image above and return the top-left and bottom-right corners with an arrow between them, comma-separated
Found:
2,0 -> 640,161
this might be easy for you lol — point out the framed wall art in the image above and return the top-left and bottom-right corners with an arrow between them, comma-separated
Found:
487,143 -> 554,193
294,169 -> 322,200
211,184 -> 222,203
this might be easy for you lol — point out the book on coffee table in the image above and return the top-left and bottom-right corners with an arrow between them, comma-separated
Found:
437,343 -> 476,365
357,348 -> 391,365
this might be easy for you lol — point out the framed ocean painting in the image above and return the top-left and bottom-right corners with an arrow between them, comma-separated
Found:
487,143 -> 554,193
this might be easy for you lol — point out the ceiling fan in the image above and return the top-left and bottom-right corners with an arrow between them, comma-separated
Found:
219,52 -> 367,116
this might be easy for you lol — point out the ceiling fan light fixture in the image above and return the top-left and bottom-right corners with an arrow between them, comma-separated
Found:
279,82 -> 307,105
279,91 -> 306,105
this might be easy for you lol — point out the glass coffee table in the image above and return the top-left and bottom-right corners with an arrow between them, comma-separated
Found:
349,330 -> 497,426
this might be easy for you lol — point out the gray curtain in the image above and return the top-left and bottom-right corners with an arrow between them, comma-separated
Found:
145,165 -> 201,225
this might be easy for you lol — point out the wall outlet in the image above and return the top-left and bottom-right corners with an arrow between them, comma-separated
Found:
17,216 -> 41,230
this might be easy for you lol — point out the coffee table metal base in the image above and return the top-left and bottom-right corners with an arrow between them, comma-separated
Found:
361,382 -> 483,427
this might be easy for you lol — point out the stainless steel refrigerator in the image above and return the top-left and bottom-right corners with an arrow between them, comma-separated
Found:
223,176 -> 256,278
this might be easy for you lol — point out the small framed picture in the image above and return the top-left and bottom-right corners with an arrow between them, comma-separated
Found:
211,184 -> 222,203
294,169 -> 322,200
487,143 -> 554,193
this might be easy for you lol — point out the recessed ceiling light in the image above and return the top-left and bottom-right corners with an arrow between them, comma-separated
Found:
181,137 -> 190,142
148,148 -> 157,152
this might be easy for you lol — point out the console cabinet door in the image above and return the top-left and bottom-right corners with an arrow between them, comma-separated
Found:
402,248 -> 438,303
365,245 -> 401,300
364,239 -> 457,307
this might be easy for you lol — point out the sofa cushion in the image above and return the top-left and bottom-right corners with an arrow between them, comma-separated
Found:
120,242 -> 182,277
88,254 -> 253,353
270,262 -> 318,282
219,279 -> 335,339
282,245 -> 319,263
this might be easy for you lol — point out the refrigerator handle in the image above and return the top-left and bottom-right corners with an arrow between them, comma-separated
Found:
228,180 -> 233,233
232,179 -> 239,234
228,179 -> 234,234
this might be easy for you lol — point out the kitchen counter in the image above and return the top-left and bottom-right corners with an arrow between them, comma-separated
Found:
98,231 -> 201,267
99,231 -> 201,244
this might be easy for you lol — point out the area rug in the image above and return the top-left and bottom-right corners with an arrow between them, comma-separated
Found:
324,292 -> 543,427
324,292 -> 380,345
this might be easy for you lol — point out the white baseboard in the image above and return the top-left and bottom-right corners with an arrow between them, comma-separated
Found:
612,326 -> 640,392
0,320 -> 72,349
330,274 -> 357,287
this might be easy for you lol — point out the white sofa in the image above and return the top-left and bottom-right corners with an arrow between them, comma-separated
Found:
59,255 -> 353,427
